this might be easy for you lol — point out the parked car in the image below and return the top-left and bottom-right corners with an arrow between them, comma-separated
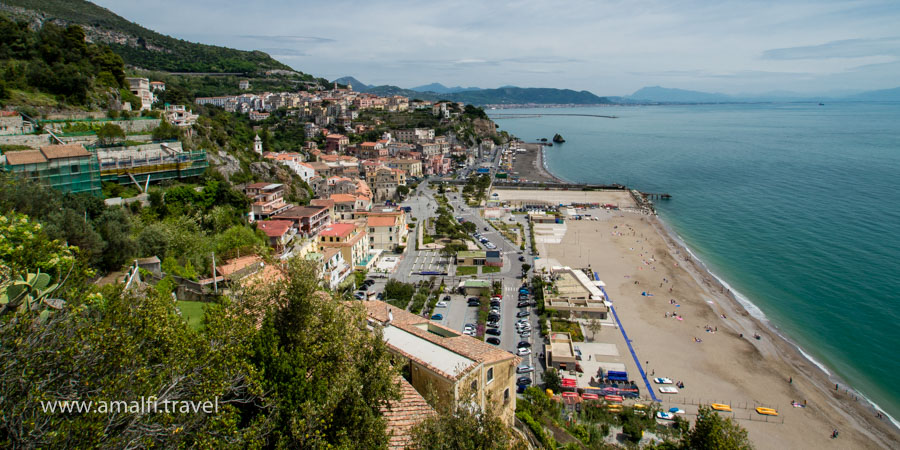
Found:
517,310 -> 530,318
517,365 -> 535,374
517,376 -> 533,385
443,295 -> 451,302
517,302 -> 530,308
518,341 -> 531,348
486,337 -> 501,345
430,314 -> 443,320
353,292 -> 366,300
490,300 -> 501,307
376,292 -> 384,300
487,321 -> 500,328
519,331 -> 532,338
485,328 -> 501,336
519,256 -> 526,262
484,226 -> 489,231
468,300 -> 480,307
436,301 -> 447,308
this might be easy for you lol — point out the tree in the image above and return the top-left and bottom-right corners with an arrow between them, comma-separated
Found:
682,406 -> 752,449
409,389 -> 523,449
521,263 -> 531,275
94,207 -> 137,270
245,260 -> 399,447
96,123 -> 126,146
396,184 -> 410,198
586,318 -> 603,342
543,368 -> 561,393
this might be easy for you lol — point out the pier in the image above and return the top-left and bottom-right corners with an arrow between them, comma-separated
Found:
640,192 -> 672,200
488,113 -> 618,119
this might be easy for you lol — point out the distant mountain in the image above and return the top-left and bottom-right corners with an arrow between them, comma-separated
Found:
847,87 -> 900,101
333,76 -> 371,91
628,86 -> 732,103
449,87 -> 610,105
409,83 -> 481,94
2,0 -> 292,73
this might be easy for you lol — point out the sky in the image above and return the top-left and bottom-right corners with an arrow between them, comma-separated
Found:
92,0 -> 900,96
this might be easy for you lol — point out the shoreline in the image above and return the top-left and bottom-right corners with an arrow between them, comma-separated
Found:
512,149 -> 900,445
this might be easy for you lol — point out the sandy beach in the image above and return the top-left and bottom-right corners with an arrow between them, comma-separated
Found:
494,188 -> 900,449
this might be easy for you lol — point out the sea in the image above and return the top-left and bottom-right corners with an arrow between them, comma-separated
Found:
490,102 -> 900,423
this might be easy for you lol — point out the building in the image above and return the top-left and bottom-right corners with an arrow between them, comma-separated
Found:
366,166 -> 407,202
318,222 -> 370,270
272,205 -> 331,237
325,134 -> 349,153
239,79 -> 251,90
194,96 -> 231,108
244,182 -> 291,222
249,111 -> 270,121
363,209 -> 408,251
461,279 -> 492,296
386,158 -> 423,179
364,301 -> 519,425
1,144 -> 101,196
381,377 -> 434,449
96,142 -> 208,186
544,332 -> 578,372
126,77 -> 153,111
320,247 -> 351,290
330,193 -> 370,220
164,104 -> 198,127
456,250 -> 486,266
391,128 -> 434,143
256,220 -> 296,252
358,141 -> 388,159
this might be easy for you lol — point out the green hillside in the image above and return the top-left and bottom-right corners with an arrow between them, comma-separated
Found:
1,0 -> 292,73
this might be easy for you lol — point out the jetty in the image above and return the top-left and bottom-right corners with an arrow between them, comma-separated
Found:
488,113 -> 618,119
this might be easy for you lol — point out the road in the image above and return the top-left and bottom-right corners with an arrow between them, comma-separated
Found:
387,149 -> 544,387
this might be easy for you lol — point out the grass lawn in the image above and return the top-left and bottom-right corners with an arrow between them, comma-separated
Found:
482,266 -> 501,274
456,266 -> 477,275
177,301 -> 207,331
550,319 -> 585,341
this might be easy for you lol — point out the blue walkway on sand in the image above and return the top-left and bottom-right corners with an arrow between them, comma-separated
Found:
599,283 -> 660,402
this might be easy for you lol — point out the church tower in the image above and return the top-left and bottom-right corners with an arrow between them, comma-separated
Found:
254,134 -> 263,155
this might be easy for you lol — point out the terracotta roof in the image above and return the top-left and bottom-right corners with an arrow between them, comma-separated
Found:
273,205 -> 328,220
39,144 -> 90,159
382,377 -> 434,449
310,198 -> 335,208
256,220 -> 294,237
0,111 -> 19,117
320,222 -> 356,238
246,182 -> 271,189
216,255 -> 262,277
364,301 -> 518,379
367,216 -> 397,227
4,149 -> 47,165
330,193 -> 357,203
360,142 -> 377,148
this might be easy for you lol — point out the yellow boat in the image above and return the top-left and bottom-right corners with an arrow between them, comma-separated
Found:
711,403 -> 732,412
633,403 -> 647,410
756,407 -> 778,416
607,405 -> 623,412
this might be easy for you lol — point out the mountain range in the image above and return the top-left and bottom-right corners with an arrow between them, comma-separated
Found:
334,76 -> 610,105
622,86 -> 900,103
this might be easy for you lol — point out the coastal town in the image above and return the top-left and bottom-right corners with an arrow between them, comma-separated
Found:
1,3 -> 899,449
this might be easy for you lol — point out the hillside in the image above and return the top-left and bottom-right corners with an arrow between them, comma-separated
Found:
0,0 -> 292,73
847,87 -> 900,101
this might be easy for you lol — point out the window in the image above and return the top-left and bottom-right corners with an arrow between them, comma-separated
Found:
486,368 -> 494,383
370,227 -> 375,232
504,388 -> 510,403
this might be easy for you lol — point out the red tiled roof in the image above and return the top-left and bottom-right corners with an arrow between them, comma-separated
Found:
4,149 -> 46,165
320,222 -> 355,238
367,216 -> 396,227
330,193 -> 357,203
273,205 -> 328,220
382,377 -> 434,449
216,255 -> 262,277
39,144 -> 90,159
256,220 -> 293,237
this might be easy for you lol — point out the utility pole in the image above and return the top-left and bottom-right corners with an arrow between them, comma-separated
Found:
211,252 -> 218,294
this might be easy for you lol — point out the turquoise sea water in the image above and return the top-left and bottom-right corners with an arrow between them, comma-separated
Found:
491,103 -> 900,422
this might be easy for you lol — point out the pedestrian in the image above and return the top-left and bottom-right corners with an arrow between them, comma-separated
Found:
789,377 -> 792,384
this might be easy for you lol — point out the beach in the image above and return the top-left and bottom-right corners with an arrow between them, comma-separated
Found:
493,188 -> 900,449
509,143 -> 563,184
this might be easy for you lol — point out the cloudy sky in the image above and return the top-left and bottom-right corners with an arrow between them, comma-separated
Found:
93,0 -> 900,96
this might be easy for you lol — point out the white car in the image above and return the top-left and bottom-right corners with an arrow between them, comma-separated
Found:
436,301 -> 447,308
517,347 -> 532,356
516,365 -> 534,374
